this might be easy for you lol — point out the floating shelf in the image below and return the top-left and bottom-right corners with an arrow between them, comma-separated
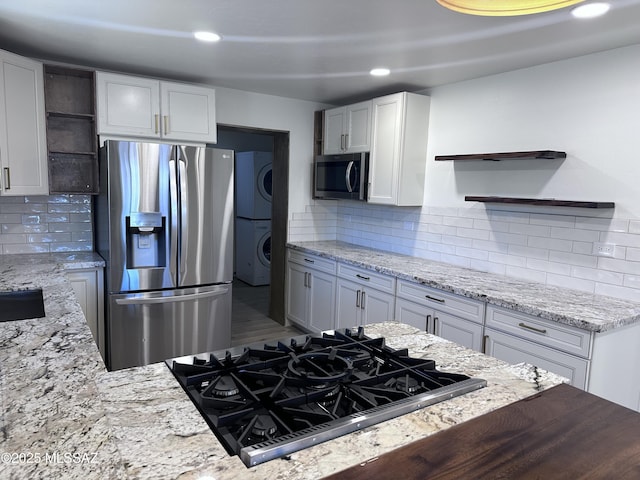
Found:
465,196 -> 615,209
435,150 -> 566,161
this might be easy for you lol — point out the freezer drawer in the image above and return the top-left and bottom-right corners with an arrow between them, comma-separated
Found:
108,284 -> 231,370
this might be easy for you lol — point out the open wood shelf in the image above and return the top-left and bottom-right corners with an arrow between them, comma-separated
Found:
465,196 -> 615,209
435,150 -> 566,161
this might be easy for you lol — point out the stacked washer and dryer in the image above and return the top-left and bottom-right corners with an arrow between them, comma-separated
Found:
235,151 -> 272,286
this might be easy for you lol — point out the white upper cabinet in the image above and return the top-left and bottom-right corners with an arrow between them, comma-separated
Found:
323,100 -> 371,154
368,92 -> 430,206
96,72 -> 216,144
0,49 -> 48,195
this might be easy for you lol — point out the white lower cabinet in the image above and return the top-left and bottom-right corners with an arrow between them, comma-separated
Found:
335,278 -> 395,329
484,305 -> 591,388
394,280 -> 485,351
484,327 -> 589,388
335,264 -> 395,329
67,267 -> 105,359
286,251 -> 336,334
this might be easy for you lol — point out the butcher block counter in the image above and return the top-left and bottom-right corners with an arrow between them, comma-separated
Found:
327,383 -> 640,480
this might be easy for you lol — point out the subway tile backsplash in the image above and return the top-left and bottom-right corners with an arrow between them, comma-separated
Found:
0,195 -> 93,254
289,201 -> 640,303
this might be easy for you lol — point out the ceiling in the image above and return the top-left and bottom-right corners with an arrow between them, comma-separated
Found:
0,0 -> 639,105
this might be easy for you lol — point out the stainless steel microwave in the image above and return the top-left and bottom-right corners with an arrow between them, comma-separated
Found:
314,152 -> 369,201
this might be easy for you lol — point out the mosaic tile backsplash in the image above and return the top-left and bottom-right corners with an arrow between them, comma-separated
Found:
0,195 -> 93,254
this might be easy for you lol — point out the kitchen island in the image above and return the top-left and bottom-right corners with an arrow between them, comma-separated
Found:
0,254 -> 565,479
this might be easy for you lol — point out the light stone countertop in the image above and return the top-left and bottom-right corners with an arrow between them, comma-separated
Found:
287,240 -> 640,332
0,254 -> 564,479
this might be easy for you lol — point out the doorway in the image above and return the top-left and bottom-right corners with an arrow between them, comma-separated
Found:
215,125 -> 290,339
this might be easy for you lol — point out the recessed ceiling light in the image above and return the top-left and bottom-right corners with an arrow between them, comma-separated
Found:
370,68 -> 390,77
193,31 -> 221,42
571,2 -> 610,18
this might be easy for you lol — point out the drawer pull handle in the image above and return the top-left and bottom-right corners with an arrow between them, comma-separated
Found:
518,322 -> 547,334
304,258 -> 315,263
356,274 -> 370,281
425,294 -> 445,303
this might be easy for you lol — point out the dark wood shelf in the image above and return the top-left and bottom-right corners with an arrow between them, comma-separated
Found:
44,65 -> 98,195
465,196 -> 615,209
435,150 -> 566,161
46,111 -> 95,120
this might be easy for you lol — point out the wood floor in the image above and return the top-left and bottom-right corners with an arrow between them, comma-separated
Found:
231,279 -> 303,346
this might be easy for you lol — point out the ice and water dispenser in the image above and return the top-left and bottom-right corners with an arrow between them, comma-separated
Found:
125,212 -> 166,269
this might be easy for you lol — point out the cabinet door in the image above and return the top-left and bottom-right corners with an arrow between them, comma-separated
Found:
286,261 -> 309,328
395,298 -> 432,332
160,82 -> 216,144
0,51 -> 48,195
485,327 -> 588,389
361,288 -> 396,326
96,72 -> 160,138
335,278 -> 362,329
308,269 -> 336,333
344,101 -> 371,153
368,93 -> 403,204
323,107 -> 345,154
434,311 -> 484,352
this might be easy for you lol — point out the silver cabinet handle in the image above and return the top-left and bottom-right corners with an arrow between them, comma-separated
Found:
164,115 -> 169,135
340,134 -> 345,151
425,294 -> 445,303
303,272 -> 307,288
361,291 -> 366,310
426,314 -> 432,333
344,133 -> 349,150
356,274 -> 370,281
3,167 -> 10,190
434,316 -> 439,333
307,272 -> 312,289
154,114 -> 160,134
518,322 -> 547,334
483,334 -> 489,353
356,290 -> 361,308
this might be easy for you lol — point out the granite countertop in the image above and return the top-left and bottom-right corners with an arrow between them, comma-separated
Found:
0,255 -> 564,479
288,240 -> 640,333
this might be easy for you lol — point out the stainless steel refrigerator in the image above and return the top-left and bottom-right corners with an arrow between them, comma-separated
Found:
95,140 -> 234,370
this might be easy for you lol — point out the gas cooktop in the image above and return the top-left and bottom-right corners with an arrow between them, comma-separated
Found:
166,327 -> 486,467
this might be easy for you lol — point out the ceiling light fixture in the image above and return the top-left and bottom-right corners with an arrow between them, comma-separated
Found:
193,31 -> 221,42
435,0 -> 586,16
571,2 -> 610,18
370,68 -> 391,77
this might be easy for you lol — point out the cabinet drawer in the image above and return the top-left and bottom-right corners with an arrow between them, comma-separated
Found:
396,280 -> 484,324
337,263 -> 396,294
486,305 -> 592,358
485,327 -> 588,389
287,250 -> 336,275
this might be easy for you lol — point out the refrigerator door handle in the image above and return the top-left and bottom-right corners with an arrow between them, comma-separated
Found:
169,155 -> 179,284
178,154 -> 188,279
115,286 -> 229,305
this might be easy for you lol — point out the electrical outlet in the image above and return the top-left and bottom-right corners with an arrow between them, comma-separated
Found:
593,242 -> 615,257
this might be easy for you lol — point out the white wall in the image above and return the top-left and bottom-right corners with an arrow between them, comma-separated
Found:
214,86 -> 328,221
425,44 -> 640,218
291,45 -> 640,302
